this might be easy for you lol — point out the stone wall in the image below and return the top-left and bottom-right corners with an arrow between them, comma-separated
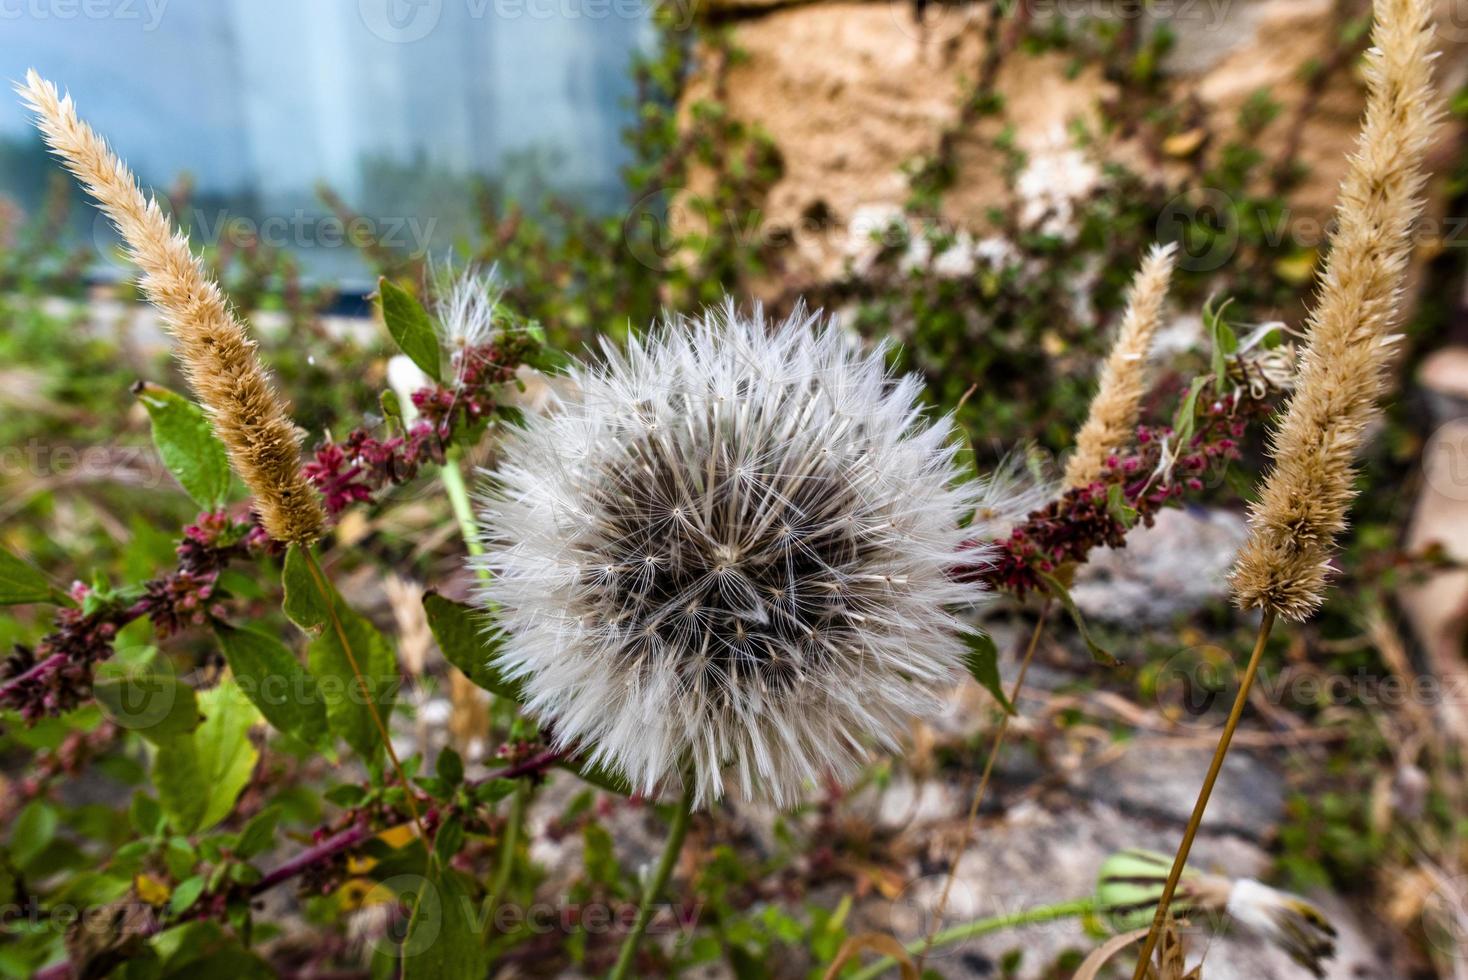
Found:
679,0 -> 1467,299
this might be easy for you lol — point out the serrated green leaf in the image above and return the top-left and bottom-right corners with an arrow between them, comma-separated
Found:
962,631 -> 1014,715
436,747 -> 463,788
282,547 -> 398,761
378,278 -> 441,383
93,662 -> 202,742
0,546 -> 64,606
150,679 -> 261,835
134,383 -> 232,509
1038,572 -> 1118,666
234,807 -> 279,860
213,622 -> 327,748
401,851 -> 488,980
422,592 -> 522,702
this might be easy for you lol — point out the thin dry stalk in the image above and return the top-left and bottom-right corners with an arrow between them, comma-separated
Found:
1064,244 -> 1178,488
1137,1 -> 1439,973
18,71 -> 324,544
916,601 -> 1051,972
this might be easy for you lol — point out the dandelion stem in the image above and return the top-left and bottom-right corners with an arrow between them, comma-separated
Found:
299,545 -> 427,845
849,897 -> 1099,980
438,443 -> 527,916
608,782 -> 696,980
440,445 -> 489,576
1130,609 -> 1277,979
917,599 -> 1052,971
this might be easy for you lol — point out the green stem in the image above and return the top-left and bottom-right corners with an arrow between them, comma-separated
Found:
607,783 -> 696,980
440,444 -> 490,578
438,444 -> 527,918
849,897 -> 1098,980
482,778 -> 528,937
297,545 -> 427,845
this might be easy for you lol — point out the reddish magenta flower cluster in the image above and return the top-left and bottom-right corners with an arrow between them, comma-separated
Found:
973,391 -> 1266,595
2,335 -> 537,722
305,335 -> 533,518
304,426 -> 442,517
0,512 -> 266,721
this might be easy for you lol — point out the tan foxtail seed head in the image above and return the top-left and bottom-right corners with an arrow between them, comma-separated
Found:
18,71 -> 324,544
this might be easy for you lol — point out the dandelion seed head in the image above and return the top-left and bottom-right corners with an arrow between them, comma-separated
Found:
474,303 -> 990,806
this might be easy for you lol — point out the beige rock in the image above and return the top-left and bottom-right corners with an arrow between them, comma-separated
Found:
680,0 -> 1466,296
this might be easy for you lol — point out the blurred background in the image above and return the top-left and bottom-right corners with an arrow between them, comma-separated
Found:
0,1 -> 652,288
5,0 -> 1468,977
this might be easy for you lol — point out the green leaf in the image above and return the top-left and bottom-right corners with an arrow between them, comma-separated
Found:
562,758 -> 632,796
94,662 -> 202,742
282,547 -> 398,761
0,546 -> 64,606
1106,483 -> 1138,529
169,875 -> 207,916
130,793 -> 164,837
962,631 -> 1014,715
151,679 -> 261,835
1203,295 -> 1238,393
213,622 -> 327,748
9,800 -> 58,869
133,382 -> 232,509
378,278 -> 442,383
401,851 -> 489,980
436,747 -> 463,789
1038,572 -> 1118,667
422,592 -> 522,702
234,807 -> 279,860
1170,375 -> 1210,453
150,920 -> 275,979
472,778 -> 517,805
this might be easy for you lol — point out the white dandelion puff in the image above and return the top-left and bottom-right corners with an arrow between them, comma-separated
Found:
474,303 -> 991,807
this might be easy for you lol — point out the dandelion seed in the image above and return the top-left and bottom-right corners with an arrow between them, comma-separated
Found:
475,304 -> 991,806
